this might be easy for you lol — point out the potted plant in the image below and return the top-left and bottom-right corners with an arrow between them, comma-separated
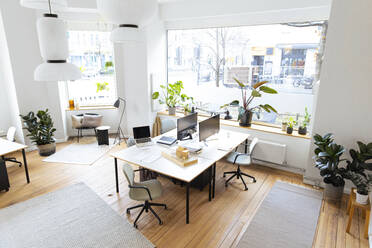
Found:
286,117 -> 296,134
313,133 -> 347,201
231,78 -> 278,127
181,94 -> 194,115
152,81 -> 192,116
343,141 -> 372,204
20,109 -> 57,156
298,107 -> 311,135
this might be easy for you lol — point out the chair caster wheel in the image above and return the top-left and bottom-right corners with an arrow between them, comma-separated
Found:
159,221 -> 163,225
134,224 -> 138,228
164,206 -> 167,210
225,183 -> 228,187
223,174 -> 226,178
126,210 -> 130,214
253,179 -> 257,183
244,188 -> 248,191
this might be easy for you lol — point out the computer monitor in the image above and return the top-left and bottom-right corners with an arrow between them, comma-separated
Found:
133,126 -> 151,139
199,114 -> 220,142
177,113 -> 198,140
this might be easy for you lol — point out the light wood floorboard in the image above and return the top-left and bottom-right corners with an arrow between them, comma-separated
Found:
0,138 -> 369,248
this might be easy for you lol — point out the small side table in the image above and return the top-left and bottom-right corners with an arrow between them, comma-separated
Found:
346,188 -> 370,238
96,126 -> 110,146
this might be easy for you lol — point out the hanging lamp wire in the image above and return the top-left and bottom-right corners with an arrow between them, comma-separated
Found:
48,0 -> 52,14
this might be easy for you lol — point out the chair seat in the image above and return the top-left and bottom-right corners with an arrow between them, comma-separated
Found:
129,179 -> 163,201
226,152 -> 252,165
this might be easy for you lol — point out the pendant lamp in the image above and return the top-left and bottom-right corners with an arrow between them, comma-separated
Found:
96,0 -> 158,43
21,0 -> 81,81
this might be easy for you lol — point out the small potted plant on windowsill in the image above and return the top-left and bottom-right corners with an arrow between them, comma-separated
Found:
230,78 -> 278,127
286,117 -> 296,134
281,116 -> 288,132
298,107 -> 311,135
152,81 -> 192,116
20,109 -> 57,156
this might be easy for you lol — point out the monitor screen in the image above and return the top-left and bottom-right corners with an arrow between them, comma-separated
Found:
177,113 -> 198,133
199,114 -> 220,142
133,126 -> 151,139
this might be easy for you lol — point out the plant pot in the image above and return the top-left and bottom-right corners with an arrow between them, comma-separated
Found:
298,126 -> 307,135
168,107 -> 176,115
356,191 -> 369,205
324,183 -> 344,201
239,110 -> 253,127
37,143 -> 56,157
281,123 -> 287,131
286,127 -> 293,134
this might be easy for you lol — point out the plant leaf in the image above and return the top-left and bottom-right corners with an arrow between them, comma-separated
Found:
253,81 -> 268,89
259,86 -> 278,94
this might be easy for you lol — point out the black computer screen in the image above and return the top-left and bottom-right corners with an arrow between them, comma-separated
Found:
133,126 -> 151,139
199,114 -> 220,142
177,113 -> 198,133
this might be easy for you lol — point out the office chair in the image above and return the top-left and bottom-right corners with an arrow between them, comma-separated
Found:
122,163 -> 167,228
2,127 -> 22,167
223,137 -> 258,191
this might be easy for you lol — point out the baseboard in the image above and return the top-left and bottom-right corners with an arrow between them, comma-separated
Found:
253,159 -> 306,175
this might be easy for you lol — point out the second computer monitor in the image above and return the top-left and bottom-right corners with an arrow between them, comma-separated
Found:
177,112 -> 198,140
199,114 -> 220,142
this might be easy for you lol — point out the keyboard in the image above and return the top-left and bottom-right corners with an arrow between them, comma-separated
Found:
136,137 -> 152,144
136,141 -> 154,147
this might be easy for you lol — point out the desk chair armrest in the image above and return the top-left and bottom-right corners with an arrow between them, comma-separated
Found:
233,153 -> 251,164
129,185 -> 153,201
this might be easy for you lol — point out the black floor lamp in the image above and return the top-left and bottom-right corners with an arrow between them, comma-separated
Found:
113,97 -> 126,145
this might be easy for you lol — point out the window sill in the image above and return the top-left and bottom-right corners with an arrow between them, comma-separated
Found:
157,111 -> 311,140
65,106 -> 116,111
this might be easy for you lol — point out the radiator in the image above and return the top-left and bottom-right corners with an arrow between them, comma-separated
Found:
252,140 -> 287,165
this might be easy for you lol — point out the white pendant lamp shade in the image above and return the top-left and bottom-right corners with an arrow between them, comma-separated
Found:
96,0 -> 158,27
96,0 -> 158,43
34,14 -> 81,81
20,0 -> 67,11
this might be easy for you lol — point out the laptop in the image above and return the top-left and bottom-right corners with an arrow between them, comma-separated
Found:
133,126 -> 153,147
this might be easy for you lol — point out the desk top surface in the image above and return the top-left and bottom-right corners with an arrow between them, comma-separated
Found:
111,129 -> 249,182
0,138 -> 27,156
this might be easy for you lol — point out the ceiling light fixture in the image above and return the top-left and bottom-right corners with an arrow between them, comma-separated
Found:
21,0 -> 81,81
96,0 -> 158,43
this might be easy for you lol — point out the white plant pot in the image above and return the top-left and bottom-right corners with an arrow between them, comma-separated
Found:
356,192 -> 369,205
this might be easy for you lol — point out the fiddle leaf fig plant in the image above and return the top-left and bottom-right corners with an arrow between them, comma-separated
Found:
20,109 -> 56,146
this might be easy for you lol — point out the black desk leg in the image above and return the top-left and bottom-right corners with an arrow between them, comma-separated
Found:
208,166 -> 212,202
212,163 -> 216,199
115,158 -> 119,193
186,183 -> 190,224
22,149 -> 30,183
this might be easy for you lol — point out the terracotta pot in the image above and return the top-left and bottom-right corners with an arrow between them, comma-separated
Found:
239,110 -> 253,127
168,107 -> 176,115
38,143 -> 56,157
324,183 -> 344,201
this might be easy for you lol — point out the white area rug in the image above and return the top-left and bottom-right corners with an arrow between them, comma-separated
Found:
237,181 -> 323,248
43,138 -> 115,165
0,183 -> 154,248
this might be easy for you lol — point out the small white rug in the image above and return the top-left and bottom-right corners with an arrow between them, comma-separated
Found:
43,139 -> 115,165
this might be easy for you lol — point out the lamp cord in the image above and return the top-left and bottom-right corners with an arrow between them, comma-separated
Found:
48,0 -> 52,14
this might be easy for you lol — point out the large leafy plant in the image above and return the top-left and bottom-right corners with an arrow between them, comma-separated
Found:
313,133 -> 347,187
343,142 -> 372,195
152,81 -> 192,108
230,78 -> 278,119
20,109 -> 56,146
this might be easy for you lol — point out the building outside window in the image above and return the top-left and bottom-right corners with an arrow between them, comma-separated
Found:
167,22 -> 327,127
67,30 -> 117,107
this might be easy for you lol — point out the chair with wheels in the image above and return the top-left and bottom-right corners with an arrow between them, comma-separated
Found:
224,137 -> 259,191
122,163 -> 167,228
2,127 -> 22,167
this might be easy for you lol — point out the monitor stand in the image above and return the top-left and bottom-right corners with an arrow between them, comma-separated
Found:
179,132 -> 193,141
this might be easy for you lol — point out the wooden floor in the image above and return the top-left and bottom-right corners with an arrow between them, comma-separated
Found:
0,138 -> 369,248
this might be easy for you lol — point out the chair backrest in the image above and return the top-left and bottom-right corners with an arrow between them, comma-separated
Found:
7,127 -> 16,142
248,137 -> 259,155
122,163 -> 135,186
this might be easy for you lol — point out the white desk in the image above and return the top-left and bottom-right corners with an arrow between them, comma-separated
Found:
0,139 -> 30,191
111,129 -> 249,224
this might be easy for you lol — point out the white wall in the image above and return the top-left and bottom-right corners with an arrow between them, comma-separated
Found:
304,0 -> 372,186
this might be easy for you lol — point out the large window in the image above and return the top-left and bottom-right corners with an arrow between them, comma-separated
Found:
167,22 -> 326,127
67,31 -> 116,106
